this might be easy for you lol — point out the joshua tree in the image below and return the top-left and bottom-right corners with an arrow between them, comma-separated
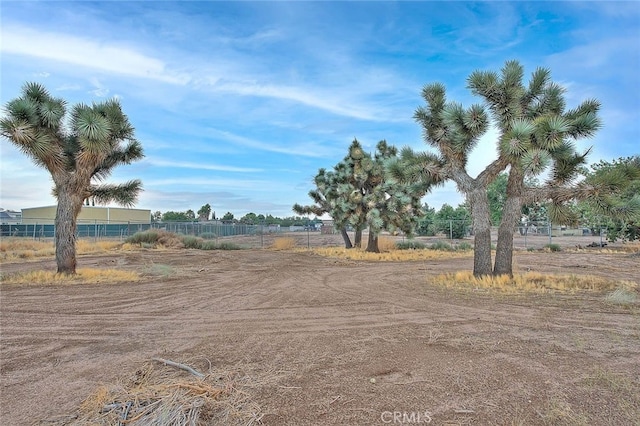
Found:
1,82 -> 143,274
394,60 -> 604,276
297,139 -> 428,252
293,167 -> 357,248
467,61 -> 602,275
392,82 -> 499,275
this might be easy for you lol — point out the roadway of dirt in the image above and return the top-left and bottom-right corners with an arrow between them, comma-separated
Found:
1,240 -> 639,425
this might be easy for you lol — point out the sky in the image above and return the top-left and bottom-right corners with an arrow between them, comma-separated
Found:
1,1 -> 639,219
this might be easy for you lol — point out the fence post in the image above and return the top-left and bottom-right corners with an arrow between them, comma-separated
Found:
449,220 -> 453,240
548,221 -> 552,245
600,225 -> 604,246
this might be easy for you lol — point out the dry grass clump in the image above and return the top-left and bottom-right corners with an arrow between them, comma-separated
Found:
432,271 -> 638,294
313,246 -> 471,262
270,237 -> 297,250
1,268 -> 140,286
0,238 -> 55,260
66,359 -> 262,426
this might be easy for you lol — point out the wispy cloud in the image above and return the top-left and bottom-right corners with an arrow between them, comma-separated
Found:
1,24 -> 190,85
144,158 -> 263,173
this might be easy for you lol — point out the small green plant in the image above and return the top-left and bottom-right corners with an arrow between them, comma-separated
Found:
199,232 -> 217,240
430,241 -> 454,251
544,243 -> 562,252
396,240 -> 426,250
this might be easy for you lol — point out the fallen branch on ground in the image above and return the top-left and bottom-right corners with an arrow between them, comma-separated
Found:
152,357 -> 206,379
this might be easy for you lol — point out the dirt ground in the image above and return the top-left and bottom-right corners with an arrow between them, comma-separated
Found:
1,234 -> 639,425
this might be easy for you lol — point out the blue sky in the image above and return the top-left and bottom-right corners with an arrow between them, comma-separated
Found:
1,1 -> 639,218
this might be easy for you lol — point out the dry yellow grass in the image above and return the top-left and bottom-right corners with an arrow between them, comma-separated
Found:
271,237 -> 297,250
0,238 -> 129,262
313,246 -> 472,262
432,270 -> 638,294
1,268 -> 140,286
377,236 -> 398,252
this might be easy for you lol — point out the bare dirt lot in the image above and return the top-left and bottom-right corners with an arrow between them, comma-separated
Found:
1,234 -> 639,425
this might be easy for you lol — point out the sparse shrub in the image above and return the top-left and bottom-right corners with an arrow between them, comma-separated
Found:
144,263 -> 176,277
216,242 -> 241,250
199,232 -> 217,240
430,241 -> 454,251
197,240 -> 241,250
527,247 -> 536,252
126,230 -> 160,245
181,235 -> 203,249
605,288 -> 637,305
198,240 -> 219,250
544,243 -> 562,252
456,242 -> 473,251
396,240 -> 427,250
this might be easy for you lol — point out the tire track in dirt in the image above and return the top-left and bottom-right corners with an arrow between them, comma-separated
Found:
1,249 -> 639,425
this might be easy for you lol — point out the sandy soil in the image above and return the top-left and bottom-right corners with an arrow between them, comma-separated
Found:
1,235 -> 639,425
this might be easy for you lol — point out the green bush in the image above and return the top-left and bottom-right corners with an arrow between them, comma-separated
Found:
430,241 -> 454,251
217,241 -> 242,250
126,230 -> 159,245
396,240 -> 427,250
199,232 -> 217,240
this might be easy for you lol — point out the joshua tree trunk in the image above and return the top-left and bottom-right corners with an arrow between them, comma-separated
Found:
354,228 -> 363,248
365,227 -> 379,253
494,167 -> 524,276
493,197 -> 521,276
340,228 -> 353,249
468,189 -> 493,276
54,184 -> 84,275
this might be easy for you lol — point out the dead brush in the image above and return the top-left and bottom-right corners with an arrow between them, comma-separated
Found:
66,359 -> 263,426
270,237 -> 296,250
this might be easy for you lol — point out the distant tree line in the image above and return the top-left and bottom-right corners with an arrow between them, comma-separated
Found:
152,206 -> 322,227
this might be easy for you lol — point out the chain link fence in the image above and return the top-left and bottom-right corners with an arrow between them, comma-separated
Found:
0,220 -> 298,241
2,218 -> 611,250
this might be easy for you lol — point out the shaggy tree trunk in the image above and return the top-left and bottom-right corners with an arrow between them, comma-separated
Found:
494,167 -> 524,276
468,189 -> 493,276
365,228 -> 379,253
354,229 -> 363,248
55,184 -> 84,275
493,198 -> 521,276
340,228 -> 353,249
